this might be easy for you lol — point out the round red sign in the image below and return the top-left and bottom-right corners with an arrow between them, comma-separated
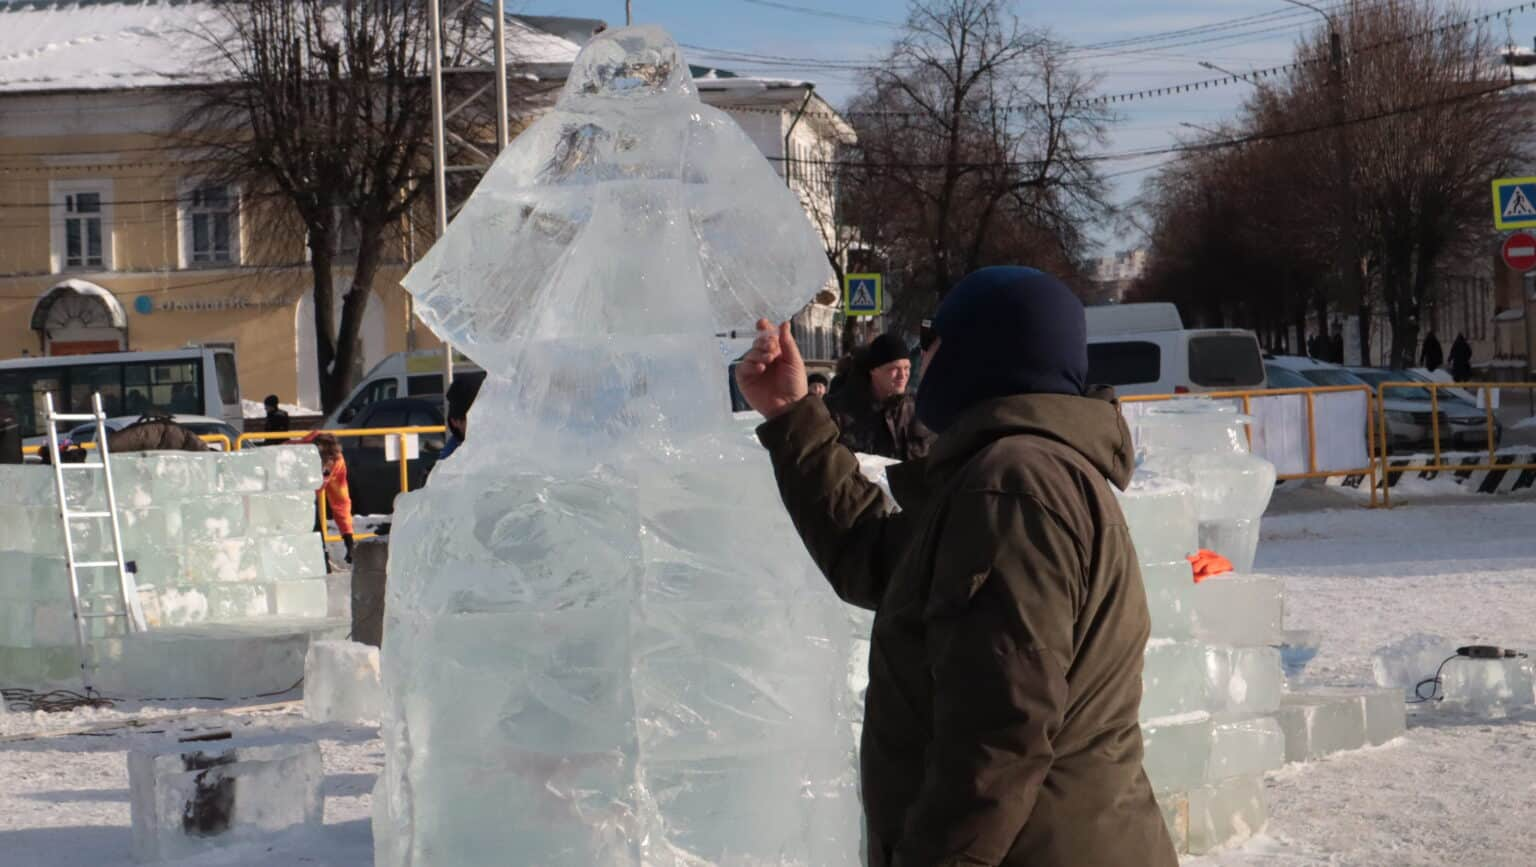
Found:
1504,232 -> 1536,273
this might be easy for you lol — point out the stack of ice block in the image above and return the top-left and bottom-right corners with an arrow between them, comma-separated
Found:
0,447 -> 331,687
1118,473 -> 1282,855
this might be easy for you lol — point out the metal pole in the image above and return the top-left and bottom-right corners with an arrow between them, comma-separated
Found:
1280,0 -> 1360,364
626,0 -> 633,26
428,0 -> 454,404
493,0 -> 509,151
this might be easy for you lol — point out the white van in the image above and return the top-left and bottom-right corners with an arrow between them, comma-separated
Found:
1086,304 -> 1265,396
324,350 -> 485,427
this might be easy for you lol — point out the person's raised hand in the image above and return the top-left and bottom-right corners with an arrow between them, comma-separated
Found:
735,318 -> 808,420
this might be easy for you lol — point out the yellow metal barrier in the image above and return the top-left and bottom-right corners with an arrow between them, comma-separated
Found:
239,426 -> 448,542
1123,385 -> 1381,508
1376,381 -> 1533,508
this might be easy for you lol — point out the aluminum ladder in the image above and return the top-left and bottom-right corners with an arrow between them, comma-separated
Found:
43,392 -> 147,694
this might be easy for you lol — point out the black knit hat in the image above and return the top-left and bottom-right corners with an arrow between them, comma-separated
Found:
865,333 -> 909,369
807,372 -> 830,387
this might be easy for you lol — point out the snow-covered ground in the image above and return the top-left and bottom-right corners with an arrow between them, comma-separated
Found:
239,399 -> 321,420
3,484 -> 1535,865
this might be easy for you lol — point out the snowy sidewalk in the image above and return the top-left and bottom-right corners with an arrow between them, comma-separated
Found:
2,487 -> 1535,865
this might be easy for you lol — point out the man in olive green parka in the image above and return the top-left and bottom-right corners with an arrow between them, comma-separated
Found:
736,267 -> 1176,867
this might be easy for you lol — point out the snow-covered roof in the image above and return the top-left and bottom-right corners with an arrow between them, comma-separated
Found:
0,0 -> 581,95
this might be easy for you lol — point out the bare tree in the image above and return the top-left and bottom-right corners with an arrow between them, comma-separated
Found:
181,0 -> 479,410
1138,0 -> 1529,366
842,0 -> 1110,324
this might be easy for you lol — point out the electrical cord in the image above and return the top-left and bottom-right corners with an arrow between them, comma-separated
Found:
1409,655 -> 1460,703
1,678 -> 304,713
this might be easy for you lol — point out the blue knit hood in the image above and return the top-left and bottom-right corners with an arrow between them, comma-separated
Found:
915,267 -> 1088,434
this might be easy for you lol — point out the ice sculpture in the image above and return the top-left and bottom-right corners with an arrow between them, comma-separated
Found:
376,26 -> 860,866
1132,401 -> 1276,572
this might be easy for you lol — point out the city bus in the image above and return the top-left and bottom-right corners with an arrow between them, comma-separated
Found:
0,346 -> 243,444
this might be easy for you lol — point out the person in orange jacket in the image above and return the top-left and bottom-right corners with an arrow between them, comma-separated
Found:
312,433 -> 355,564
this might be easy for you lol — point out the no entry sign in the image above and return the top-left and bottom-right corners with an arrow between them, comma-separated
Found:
1503,232 -> 1536,273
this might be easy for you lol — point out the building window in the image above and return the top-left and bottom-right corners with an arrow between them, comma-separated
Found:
185,183 -> 236,265
51,181 -> 113,272
64,193 -> 105,268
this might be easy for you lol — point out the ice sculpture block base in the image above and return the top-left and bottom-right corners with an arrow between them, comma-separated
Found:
129,734 -> 323,862
305,640 -> 383,724
97,619 -> 346,699
1439,657 -> 1536,717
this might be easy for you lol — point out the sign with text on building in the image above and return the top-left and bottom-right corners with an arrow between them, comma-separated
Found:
1493,177 -> 1536,230
844,273 -> 882,317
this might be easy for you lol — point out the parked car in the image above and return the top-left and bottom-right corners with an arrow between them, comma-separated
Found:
64,415 -> 241,450
337,397 -> 447,516
1086,304 -> 1266,396
324,350 -> 487,429
1266,356 -> 1448,452
1263,364 -> 1314,390
1347,368 -> 1501,451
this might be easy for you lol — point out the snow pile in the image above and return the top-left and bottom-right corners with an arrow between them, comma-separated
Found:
241,399 -> 321,419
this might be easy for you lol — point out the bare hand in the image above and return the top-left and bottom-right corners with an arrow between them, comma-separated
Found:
735,318 -> 807,420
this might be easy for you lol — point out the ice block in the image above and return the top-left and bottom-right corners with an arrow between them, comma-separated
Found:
128,734 -> 323,862
1192,575 -> 1283,647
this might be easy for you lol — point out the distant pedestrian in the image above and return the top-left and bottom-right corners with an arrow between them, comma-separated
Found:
263,395 -> 291,433
1449,334 -> 1473,382
312,433 -> 354,565
823,333 -> 934,461
439,375 -> 484,461
1330,332 -> 1345,364
0,398 -> 21,465
1420,332 -> 1444,372
1307,333 -> 1322,359
807,372 -> 829,397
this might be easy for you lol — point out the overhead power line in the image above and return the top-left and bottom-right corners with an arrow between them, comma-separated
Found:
735,0 -> 901,27
764,79 -> 1520,171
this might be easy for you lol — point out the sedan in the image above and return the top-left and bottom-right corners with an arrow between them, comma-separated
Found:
337,397 -> 447,516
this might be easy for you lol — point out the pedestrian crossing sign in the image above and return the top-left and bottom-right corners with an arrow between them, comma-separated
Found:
844,273 -> 882,317
1493,177 -> 1536,230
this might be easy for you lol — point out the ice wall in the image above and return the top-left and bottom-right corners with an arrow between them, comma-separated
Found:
0,447 -> 329,686
377,26 -> 860,866
1117,405 -> 1285,854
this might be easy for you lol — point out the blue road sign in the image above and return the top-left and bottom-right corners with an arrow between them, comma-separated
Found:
844,274 -> 882,317
1494,177 -> 1536,230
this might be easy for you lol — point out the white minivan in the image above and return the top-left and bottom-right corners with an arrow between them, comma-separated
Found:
1086,303 -> 1266,396
324,350 -> 485,428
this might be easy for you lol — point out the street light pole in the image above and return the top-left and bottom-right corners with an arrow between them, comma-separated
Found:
1280,0 -> 1363,364
626,1 -> 632,25
1198,60 -> 1262,88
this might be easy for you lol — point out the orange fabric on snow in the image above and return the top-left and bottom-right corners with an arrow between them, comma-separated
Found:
1187,549 -> 1234,583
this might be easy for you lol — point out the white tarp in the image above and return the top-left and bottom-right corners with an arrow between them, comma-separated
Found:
1123,391 -> 1372,477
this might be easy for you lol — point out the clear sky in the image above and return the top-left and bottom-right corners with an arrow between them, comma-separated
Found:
528,0 -> 1533,255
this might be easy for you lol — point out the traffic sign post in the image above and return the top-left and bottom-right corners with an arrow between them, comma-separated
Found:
844,273 -> 883,317
1503,232 -> 1536,273
1493,177 -> 1536,230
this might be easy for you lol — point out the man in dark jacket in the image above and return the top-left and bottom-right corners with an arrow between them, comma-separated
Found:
0,398 -> 21,464
1449,333 -> 1473,382
264,395 -> 291,433
737,266 -> 1174,867
1420,332 -> 1444,372
823,333 -> 935,461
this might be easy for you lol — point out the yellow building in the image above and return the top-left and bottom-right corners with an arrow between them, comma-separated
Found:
0,3 -> 853,411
